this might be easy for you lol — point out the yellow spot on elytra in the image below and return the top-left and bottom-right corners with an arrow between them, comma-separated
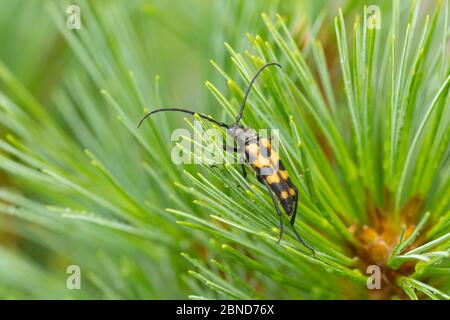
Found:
246,143 -> 259,155
260,138 -> 271,148
270,151 -> 279,164
258,155 -> 271,166
252,162 -> 261,168
281,191 -> 289,199
253,155 -> 271,168
266,172 -> 280,184
279,170 -> 289,180
289,188 -> 296,196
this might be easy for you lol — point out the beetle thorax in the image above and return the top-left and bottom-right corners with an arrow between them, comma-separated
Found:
227,125 -> 258,146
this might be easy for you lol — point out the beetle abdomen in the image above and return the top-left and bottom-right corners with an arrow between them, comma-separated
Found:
245,137 -> 297,216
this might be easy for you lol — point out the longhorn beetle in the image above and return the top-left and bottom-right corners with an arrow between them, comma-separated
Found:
138,62 -> 315,255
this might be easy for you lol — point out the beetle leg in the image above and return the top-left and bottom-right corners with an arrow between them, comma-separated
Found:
290,222 -> 315,256
261,178 -> 283,243
222,145 -> 248,179
222,144 -> 238,153
289,184 -> 315,255
256,174 -> 265,184
207,145 -> 236,169
241,164 -> 247,179
289,184 -> 298,226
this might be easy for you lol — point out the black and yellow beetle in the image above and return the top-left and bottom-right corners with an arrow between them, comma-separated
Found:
138,63 -> 315,254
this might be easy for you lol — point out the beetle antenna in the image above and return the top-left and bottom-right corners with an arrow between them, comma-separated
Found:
138,108 -> 230,129
234,62 -> 282,125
